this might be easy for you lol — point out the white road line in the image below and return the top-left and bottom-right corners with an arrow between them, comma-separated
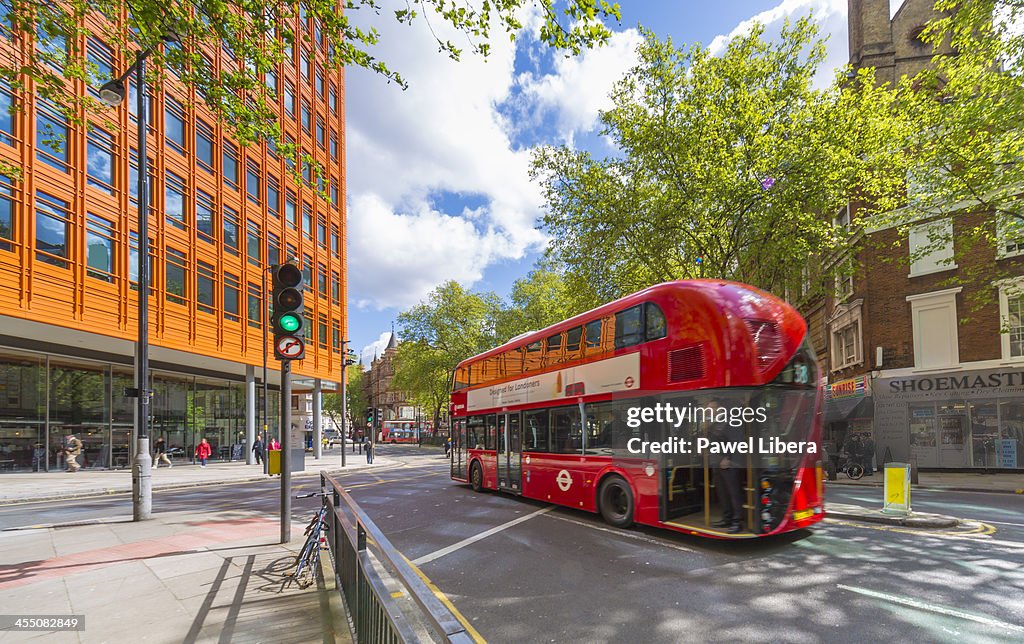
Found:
412,506 -> 553,566
836,584 -> 1024,634
541,512 -> 697,553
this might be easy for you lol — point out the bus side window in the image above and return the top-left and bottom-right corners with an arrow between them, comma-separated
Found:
486,414 -> 497,450
565,326 -> 583,360
550,406 -> 583,454
545,333 -> 563,366
523,410 -> 550,452
467,415 -> 486,449
584,319 -> 602,354
504,348 -> 524,379
615,305 -> 644,349
646,302 -> 667,341
525,341 -> 542,371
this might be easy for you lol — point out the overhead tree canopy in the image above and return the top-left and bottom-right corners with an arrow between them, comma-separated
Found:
531,18 -> 909,302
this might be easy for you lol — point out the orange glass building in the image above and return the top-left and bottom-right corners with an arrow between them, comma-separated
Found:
0,14 -> 346,471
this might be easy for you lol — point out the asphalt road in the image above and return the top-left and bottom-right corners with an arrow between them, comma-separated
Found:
3,445 -> 1022,643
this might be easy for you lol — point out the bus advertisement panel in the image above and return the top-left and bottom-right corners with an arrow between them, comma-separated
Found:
449,280 -> 824,540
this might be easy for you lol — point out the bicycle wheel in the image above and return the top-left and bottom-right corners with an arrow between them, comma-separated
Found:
846,463 -> 864,480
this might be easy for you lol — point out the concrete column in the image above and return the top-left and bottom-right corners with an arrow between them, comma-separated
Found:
313,378 -> 322,460
246,365 -> 256,465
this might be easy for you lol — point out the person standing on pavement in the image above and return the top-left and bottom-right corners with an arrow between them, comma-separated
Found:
195,438 -> 212,468
365,437 -> 373,464
64,434 -> 83,472
154,437 -> 173,468
252,436 -> 265,465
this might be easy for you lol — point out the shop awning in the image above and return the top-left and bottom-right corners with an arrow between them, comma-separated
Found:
825,395 -> 874,423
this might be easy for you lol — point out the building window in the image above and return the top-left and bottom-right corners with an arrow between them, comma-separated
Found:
36,100 -> 69,173
196,119 -> 215,174
246,161 -> 261,204
909,219 -> 955,277
223,141 -> 239,189
333,322 -> 340,351
223,206 -> 240,255
301,101 -> 311,132
129,149 -> 155,209
86,38 -> 114,98
832,322 -> 860,369
165,97 -> 186,154
268,233 -> 280,266
300,52 -> 310,80
907,288 -> 960,369
835,257 -> 854,302
316,118 -> 326,148
318,314 -> 328,349
35,190 -> 70,267
265,68 -> 278,96
318,263 -> 327,296
284,81 -> 295,116
224,272 -> 240,321
998,280 -> 1024,359
315,68 -> 324,96
317,217 -> 327,247
330,225 -> 339,258
165,248 -> 187,305
329,132 -> 337,160
328,84 -> 337,113
0,81 -> 15,146
247,282 -> 262,329
247,220 -> 261,267
86,126 -> 116,194
302,203 -> 313,239
196,189 -> 215,245
268,175 -> 280,217
85,213 -> 115,282
36,22 -> 66,69
301,255 -> 312,291
0,174 -> 15,251
197,260 -> 215,314
330,181 -> 339,210
165,171 -> 187,230
285,190 -> 298,229
331,271 -> 340,301
128,80 -> 154,124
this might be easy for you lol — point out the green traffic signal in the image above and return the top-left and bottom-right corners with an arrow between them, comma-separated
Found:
278,313 -> 301,332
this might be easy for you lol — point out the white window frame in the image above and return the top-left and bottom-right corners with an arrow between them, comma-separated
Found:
908,218 -> 956,277
906,287 -> 961,369
997,278 -> 1024,360
996,214 -> 1024,259
827,300 -> 863,373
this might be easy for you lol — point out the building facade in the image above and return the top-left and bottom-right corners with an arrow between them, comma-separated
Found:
0,11 -> 346,471
808,0 -> 1023,470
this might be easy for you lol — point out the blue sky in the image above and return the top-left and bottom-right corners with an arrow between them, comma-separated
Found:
345,0 -> 869,363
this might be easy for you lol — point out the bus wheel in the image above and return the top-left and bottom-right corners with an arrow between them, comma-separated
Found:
598,476 -> 634,528
470,461 -> 484,493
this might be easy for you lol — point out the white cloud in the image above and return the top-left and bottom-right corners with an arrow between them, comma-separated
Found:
708,0 -> 849,89
516,28 -> 645,141
360,331 -> 395,368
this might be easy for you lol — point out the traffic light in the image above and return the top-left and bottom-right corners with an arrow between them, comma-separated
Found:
271,263 -> 305,361
366,408 -> 374,424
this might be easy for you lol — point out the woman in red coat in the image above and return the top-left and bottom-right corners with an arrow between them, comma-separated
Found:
195,438 -> 212,468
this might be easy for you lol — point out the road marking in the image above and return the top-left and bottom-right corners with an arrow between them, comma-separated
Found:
402,555 -> 486,644
343,472 -> 443,490
824,518 -> 1024,549
541,512 -> 697,553
836,584 -> 1024,634
412,507 -> 554,566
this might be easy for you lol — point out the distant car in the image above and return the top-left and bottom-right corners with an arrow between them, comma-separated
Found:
167,447 -> 186,458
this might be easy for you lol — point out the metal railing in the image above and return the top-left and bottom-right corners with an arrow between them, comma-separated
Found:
320,472 -> 475,643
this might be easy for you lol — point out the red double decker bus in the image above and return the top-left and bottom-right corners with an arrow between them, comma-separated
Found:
449,280 -> 824,539
381,420 -> 419,444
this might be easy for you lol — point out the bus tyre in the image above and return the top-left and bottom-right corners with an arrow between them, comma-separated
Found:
470,461 -> 484,493
598,476 -> 634,528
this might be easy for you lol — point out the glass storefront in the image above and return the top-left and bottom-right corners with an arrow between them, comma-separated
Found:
0,346 -> 279,472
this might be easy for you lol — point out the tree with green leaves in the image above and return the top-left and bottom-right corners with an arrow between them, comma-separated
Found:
868,0 -> 1024,303
323,361 -> 365,434
395,280 -> 501,407
392,341 -> 449,431
2,0 -> 621,176
531,18 -> 908,302
494,266 -> 583,340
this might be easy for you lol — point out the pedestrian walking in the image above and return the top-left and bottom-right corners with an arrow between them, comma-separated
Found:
154,437 -> 173,468
269,437 -> 280,451
252,436 -> 265,465
444,438 -> 451,458
365,439 -> 373,464
195,438 -> 212,467
64,434 -> 83,472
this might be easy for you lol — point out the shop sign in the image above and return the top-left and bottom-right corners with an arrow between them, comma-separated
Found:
827,375 -> 870,400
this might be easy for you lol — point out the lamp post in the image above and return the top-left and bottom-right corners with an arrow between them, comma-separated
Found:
98,37 -> 176,521
340,344 -> 357,468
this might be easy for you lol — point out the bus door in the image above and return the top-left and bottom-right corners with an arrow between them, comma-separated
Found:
496,413 -> 522,493
451,419 -> 467,479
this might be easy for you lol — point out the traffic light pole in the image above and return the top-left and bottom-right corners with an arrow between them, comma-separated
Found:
280,359 -> 291,543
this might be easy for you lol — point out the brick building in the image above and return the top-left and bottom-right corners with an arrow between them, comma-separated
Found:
364,333 -> 416,431
808,0 -> 1023,470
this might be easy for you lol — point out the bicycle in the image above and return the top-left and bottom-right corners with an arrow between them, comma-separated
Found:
292,491 -> 330,588
839,455 -> 865,480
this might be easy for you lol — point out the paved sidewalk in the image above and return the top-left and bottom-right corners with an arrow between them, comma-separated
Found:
0,450 -> 397,505
826,502 -> 960,528
0,508 -> 351,643
828,470 -> 1024,494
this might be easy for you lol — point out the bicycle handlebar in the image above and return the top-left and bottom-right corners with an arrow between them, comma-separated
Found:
294,491 -> 330,499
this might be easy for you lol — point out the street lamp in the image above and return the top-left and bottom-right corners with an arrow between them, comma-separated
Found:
340,343 -> 357,468
98,34 -> 177,521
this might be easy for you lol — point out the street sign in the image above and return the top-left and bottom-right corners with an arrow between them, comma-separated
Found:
276,336 -> 304,359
